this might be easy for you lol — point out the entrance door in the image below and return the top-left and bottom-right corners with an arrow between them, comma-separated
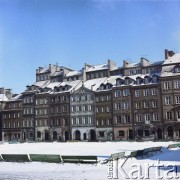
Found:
157,128 -> 162,139
65,131 -> 69,141
90,129 -> 96,141
83,133 -> 87,140
23,132 -> 26,140
75,130 -> 81,140
53,131 -> 57,140
167,126 -> 173,139
129,129 -> 133,140
45,131 -> 49,141
138,129 -> 143,137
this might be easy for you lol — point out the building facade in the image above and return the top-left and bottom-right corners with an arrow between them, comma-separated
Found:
1,49 -> 180,142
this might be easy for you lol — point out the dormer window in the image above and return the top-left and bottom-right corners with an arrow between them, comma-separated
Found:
99,85 -> 105,90
136,78 -> 142,85
116,79 -> 123,86
125,78 -> 130,85
152,76 -> 158,83
174,66 -> 180,73
144,76 -> 150,84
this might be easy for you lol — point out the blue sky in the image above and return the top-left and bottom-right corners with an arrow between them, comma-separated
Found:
0,0 -> 180,93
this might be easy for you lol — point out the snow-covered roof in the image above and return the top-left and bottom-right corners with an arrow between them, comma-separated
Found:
86,64 -> 108,72
161,65 -> 180,77
51,80 -> 82,93
126,62 -> 141,68
38,67 -> 49,74
46,82 -> 61,89
163,53 -> 180,65
0,94 -> 9,101
151,61 -> 164,66
51,71 -> 63,77
83,77 -> 107,91
103,76 -> 119,85
66,71 -> 82,77
33,80 -> 50,88
11,94 -> 22,100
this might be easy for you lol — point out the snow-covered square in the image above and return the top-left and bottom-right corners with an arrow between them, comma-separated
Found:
0,141 -> 179,180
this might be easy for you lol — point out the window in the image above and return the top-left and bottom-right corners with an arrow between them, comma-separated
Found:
106,95 -> 111,101
123,101 -> 130,109
136,114 -> 141,122
153,113 -> 158,121
164,82 -> 170,90
101,107 -> 105,112
152,76 -> 158,83
144,101 -> 149,108
144,89 -> 149,96
151,88 -> 157,95
123,89 -> 130,96
101,96 -> 106,101
115,116 -> 121,124
144,77 -> 149,84
166,112 -> 172,120
89,105 -> 93,111
124,115 -> 130,124
71,96 -> 76,102
174,81 -> 180,89
77,106 -> 81,112
135,90 -> 141,97
175,67 -> 180,73
136,102 -> 141,109
125,78 -> 129,85
107,119 -> 112,125
85,117 -> 88,124
99,131 -> 105,137
51,97 -> 55,103
114,102 -> 121,110
177,111 -> 180,120
152,101 -> 158,108
72,106 -> 76,112
119,131 -> 125,137
89,117 -> 93,124
165,97 -> 171,105
114,90 -> 121,97
129,70 -> 134,75
106,106 -> 110,112
175,96 -> 180,104
136,78 -> 141,85
72,118 -> 76,125
145,114 -> 150,124
101,119 -> 106,125
95,97 -> 99,102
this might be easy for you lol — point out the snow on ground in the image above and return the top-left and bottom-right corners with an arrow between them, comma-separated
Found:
0,141 -> 179,180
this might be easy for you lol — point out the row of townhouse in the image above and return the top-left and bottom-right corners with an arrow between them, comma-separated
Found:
0,49 -> 180,142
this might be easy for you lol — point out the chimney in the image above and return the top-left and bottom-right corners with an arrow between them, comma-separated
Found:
5,89 -> 12,99
123,60 -> 129,68
141,57 -> 150,67
165,49 -> 175,59
82,68 -> 86,82
108,59 -> 116,71
0,87 -> 5,94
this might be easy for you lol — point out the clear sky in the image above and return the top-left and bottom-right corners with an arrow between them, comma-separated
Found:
0,0 -> 180,93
